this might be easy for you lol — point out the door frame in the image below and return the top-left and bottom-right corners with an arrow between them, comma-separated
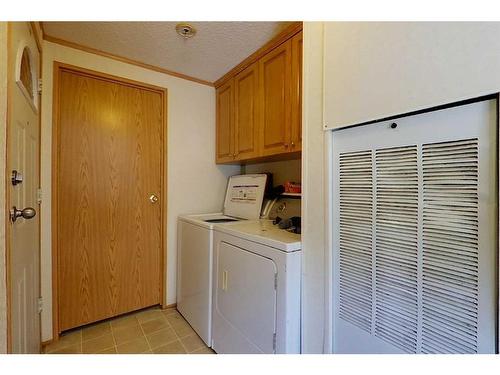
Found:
51,61 -> 168,340
5,21 -> 43,353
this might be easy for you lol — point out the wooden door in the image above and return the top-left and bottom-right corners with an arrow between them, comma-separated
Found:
259,40 -> 292,157
216,80 -> 234,163
55,65 -> 165,332
7,22 -> 41,353
234,62 -> 260,160
290,31 -> 303,152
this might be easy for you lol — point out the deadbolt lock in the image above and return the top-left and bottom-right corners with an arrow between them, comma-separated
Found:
11,170 -> 23,186
149,194 -> 159,204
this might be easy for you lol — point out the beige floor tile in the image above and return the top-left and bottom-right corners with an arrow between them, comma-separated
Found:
180,333 -> 206,353
44,330 -> 82,353
146,327 -> 178,349
141,317 -> 169,335
171,321 -> 195,338
82,322 -> 112,341
97,347 -> 117,354
153,340 -> 186,354
165,311 -> 184,324
82,333 -> 115,354
136,309 -> 164,323
116,336 -> 150,354
48,343 -> 82,354
191,347 -> 216,354
161,308 -> 178,316
112,324 -> 144,345
110,314 -> 139,330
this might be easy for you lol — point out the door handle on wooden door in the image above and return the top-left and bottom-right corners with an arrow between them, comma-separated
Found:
149,194 -> 159,204
10,206 -> 36,223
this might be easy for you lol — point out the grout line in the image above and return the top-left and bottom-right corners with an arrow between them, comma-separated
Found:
167,311 -> 201,354
79,330 -> 83,354
137,315 -> 153,354
109,320 -> 119,354
143,310 -> 176,352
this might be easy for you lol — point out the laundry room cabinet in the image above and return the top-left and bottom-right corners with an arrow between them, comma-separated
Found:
215,28 -> 302,164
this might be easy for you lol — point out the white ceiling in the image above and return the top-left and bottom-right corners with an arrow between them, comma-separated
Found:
42,22 -> 292,83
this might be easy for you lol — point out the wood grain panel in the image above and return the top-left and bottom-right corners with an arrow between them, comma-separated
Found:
259,40 -> 292,156
57,68 -> 163,332
215,80 -> 234,163
214,22 -> 302,88
234,62 -> 259,160
291,31 -> 303,151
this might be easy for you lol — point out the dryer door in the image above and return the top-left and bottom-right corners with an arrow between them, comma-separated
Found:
214,241 -> 277,353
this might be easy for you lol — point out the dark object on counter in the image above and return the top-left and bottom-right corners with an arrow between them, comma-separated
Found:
275,216 -> 301,234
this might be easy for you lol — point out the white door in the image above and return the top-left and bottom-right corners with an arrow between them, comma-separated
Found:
213,241 -> 277,353
332,99 -> 497,353
7,22 -> 41,353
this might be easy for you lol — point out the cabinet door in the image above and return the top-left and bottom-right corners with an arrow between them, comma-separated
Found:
234,62 -> 260,160
259,40 -> 292,156
216,80 -> 235,163
290,31 -> 303,151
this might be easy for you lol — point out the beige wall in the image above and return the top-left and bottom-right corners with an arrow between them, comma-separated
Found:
40,41 -> 239,341
0,21 -> 8,354
324,22 -> 500,129
243,159 -> 301,187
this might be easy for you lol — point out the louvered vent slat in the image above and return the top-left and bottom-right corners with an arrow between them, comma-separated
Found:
339,150 -> 373,333
374,146 -> 418,354
421,138 -> 479,354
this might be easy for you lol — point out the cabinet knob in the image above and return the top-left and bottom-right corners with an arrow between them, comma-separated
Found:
291,142 -> 295,148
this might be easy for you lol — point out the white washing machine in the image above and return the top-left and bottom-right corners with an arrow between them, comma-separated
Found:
176,174 -> 268,346
211,200 -> 302,354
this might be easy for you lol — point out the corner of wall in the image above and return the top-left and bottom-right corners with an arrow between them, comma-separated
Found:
301,21 -> 327,354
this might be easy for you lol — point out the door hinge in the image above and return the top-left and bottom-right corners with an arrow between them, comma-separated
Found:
37,297 -> 43,314
273,333 -> 277,352
37,188 -> 42,204
274,273 -> 278,290
37,78 -> 42,93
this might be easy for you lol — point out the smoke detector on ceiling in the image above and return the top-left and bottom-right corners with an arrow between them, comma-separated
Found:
175,23 -> 197,39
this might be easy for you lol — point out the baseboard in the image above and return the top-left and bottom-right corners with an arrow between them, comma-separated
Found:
162,303 -> 176,310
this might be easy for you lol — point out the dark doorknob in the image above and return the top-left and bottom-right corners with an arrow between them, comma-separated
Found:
10,206 -> 36,223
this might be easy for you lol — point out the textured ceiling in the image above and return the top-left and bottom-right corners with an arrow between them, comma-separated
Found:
42,21 -> 292,83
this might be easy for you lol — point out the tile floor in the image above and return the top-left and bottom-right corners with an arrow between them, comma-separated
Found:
43,306 -> 215,354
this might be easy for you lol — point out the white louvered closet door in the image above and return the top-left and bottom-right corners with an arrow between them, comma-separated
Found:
331,99 -> 498,354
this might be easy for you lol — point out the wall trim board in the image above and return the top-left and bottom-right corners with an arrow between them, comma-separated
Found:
214,22 -> 303,88
30,22 -> 43,53
4,20 -> 12,355
42,34 -> 214,87
50,61 -> 168,339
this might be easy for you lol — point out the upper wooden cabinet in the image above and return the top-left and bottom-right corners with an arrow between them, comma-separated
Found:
234,62 -> 260,160
215,26 -> 302,164
216,80 -> 234,163
259,40 -> 292,157
291,31 -> 303,151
